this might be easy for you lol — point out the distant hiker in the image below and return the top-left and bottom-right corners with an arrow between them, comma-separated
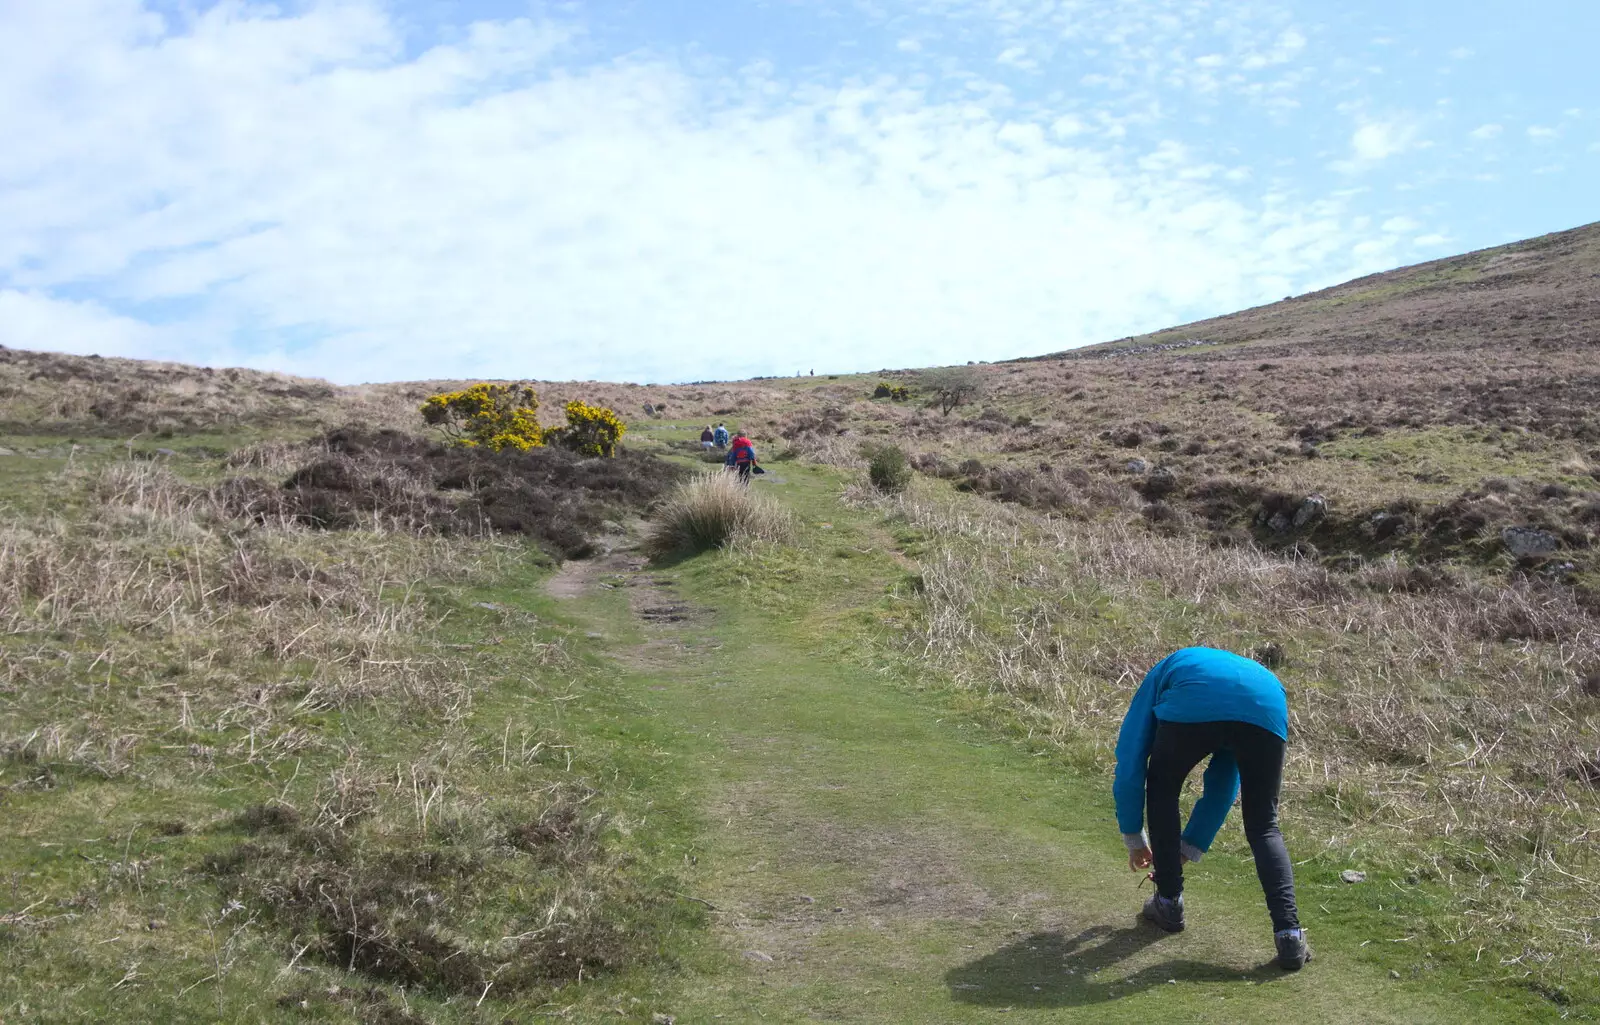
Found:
700,425 -> 715,450
1114,646 -> 1311,971
724,433 -> 758,484
712,423 -> 730,449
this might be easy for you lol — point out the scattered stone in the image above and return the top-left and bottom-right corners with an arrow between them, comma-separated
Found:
743,950 -> 774,962
0,447 -> 13,456
1542,560 -> 1579,580
146,919 -> 167,931
652,1014 -> 676,1025
1341,869 -> 1367,884
585,631 -> 605,640
797,894 -> 815,904
1125,458 -> 1148,475
1292,493 -> 1328,529
473,601 -> 507,612
1266,510 -> 1292,533
1389,969 -> 1401,979
1501,525 -> 1560,560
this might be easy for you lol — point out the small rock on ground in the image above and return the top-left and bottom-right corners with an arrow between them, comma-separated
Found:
1341,869 -> 1367,884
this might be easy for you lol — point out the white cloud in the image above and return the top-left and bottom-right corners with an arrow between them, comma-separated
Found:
1448,47 -> 1474,60
1381,216 -> 1420,233
996,45 -> 1036,70
1469,123 -> 1503,141
0,1 -> 1390,384
1414,233 -> 1449,247
896,38 -> 922,53
1339,119 -> 1418,169
0,291 -> 167,359
1527,125 -> 1559,139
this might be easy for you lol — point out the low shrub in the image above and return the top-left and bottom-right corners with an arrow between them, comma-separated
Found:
218,427 -> 684,559
867,445 -> 913,494
545,399 -> 627,457
206,782 -> 661,996
644,472 -> 797,556
420,383 -> 545,451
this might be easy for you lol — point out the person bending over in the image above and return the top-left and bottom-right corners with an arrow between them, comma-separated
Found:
1113,646 -> 1311,970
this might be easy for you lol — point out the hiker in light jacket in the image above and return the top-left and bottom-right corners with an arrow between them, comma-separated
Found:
712,423 -> 730,449
1113,646 -> 1311,971
724,434 -> 758,484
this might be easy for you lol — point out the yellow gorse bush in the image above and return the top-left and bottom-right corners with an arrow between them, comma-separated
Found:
419,383 -> 545,451
419,386 -> 627,457
549,400 -> 627,457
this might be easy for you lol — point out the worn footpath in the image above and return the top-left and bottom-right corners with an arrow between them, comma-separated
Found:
542,465 -> 1553,1023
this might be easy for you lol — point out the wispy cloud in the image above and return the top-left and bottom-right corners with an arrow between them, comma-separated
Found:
5,0 -> 1592,383
0,0 -> 1402,383
1335,117 -> 1419,170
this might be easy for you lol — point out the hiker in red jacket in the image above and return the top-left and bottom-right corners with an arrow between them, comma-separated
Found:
724,434 -> 759,485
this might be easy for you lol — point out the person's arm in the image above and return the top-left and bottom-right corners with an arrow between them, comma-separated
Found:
1112,665 -> 1161,859
1179,749 -> 1240,862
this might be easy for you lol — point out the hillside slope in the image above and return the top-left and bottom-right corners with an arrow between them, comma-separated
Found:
1056,219 -> 1600,359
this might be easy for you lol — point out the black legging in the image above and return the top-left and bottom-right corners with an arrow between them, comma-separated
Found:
1145,719 -> 1300,933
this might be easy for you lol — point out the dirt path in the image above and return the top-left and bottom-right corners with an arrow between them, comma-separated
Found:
544,493 -> 1554,1022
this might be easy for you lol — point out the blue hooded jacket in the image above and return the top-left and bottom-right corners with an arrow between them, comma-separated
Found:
1112,647 -> 1288,856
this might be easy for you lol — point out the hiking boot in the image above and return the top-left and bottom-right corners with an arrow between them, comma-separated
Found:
1275,928 -> 1312,971
1141,893 -> 1185,933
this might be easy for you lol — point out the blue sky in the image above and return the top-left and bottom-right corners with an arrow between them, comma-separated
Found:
0,1 -> 1595,384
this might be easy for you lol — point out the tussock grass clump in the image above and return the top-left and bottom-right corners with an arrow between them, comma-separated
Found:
644,472 -> 797,556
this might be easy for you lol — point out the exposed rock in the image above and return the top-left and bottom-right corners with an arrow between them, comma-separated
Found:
1293,493 -> 1328,529
1501,525 -> 1560,560
1340,869 -> 1367,884
1125,458 -> 1148,475
1139,468 -> 1178,498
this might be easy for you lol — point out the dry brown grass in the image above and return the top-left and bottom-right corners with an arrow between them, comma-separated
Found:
853,485 -> 1600,988
0,446 -> 686,1015
0,461 -> 500,792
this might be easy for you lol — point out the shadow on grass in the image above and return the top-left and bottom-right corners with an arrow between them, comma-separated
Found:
945,924 -> 1281,1008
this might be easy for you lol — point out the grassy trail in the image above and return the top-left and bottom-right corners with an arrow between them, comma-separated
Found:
543,462 -> 1553,1023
